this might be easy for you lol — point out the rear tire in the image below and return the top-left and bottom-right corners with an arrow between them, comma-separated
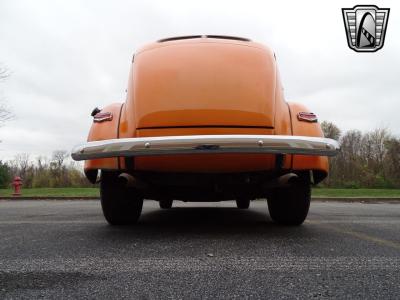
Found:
159,199 -> 173,209
267,183 -> 311,226
100,172 -> 143,225
236,198 -> 250,209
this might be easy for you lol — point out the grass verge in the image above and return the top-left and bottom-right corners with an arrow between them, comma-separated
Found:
312,188 -> 400,198
0,188 -> 99,197
0,187 -> 400,198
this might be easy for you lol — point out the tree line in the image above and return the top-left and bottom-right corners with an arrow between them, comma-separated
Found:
0,122 -> 400,189
0,151 -> 91,188
321,122 -> 400,188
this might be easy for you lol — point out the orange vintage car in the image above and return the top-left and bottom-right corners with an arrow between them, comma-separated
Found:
71,35 -> 339,226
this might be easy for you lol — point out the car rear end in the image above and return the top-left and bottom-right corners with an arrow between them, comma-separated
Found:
72,36 -> 339,226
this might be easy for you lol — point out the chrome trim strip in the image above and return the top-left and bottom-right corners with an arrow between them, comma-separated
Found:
71,135 -> 340,161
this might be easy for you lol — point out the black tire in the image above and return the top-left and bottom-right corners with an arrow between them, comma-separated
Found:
100,172 -> 143,225
159,199 -> 173,209
267,183 -> 311,226
236,198 -> 250,209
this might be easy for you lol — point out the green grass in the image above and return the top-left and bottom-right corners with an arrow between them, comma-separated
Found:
0,188 -> 99,197
0,187 -> 400,198
312,188 -> 400,198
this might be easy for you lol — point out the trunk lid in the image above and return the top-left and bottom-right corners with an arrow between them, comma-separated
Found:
132,40 -> 276,129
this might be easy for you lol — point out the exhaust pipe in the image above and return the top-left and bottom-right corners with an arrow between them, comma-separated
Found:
263,173 -> 299,189
118,173 -> 147,189
276,173 -> 299,186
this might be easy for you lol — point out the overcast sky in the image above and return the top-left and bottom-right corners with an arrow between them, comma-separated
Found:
0,0 -> 399,161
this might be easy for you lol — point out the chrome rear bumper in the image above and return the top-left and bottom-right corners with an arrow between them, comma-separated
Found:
71,135 -> 339,161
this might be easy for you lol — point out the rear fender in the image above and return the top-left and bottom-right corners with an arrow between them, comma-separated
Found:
84,103 -> 123,182
288,102 -> 328,183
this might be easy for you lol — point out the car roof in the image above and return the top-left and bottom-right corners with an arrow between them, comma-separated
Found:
135,35 -> 271,55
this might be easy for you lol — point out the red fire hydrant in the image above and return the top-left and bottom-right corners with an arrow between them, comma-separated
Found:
12,176 -> 22,196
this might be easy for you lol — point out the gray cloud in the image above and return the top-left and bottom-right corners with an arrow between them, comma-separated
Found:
0,0 -> 399,160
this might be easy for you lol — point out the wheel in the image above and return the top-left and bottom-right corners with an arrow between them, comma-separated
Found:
236,198 -> 250,209
159,199 -> 173,209
267,183 -> 311,226
100,172 -> 143,225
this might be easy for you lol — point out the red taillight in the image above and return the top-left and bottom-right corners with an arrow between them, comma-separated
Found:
297,112 -> 318,122
93,112 -> 113,123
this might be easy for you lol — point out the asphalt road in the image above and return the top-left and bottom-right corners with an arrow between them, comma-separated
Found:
0,200 -> 399,299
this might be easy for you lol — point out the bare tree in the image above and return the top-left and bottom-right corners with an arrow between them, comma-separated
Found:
52,150 -> 68,169
0,105 -> 12,127
360,128 -> 391,177
0,65 -> 13,127
321,121 -> 341,140
320,121 -> 341,186
13,153 -> 31,181
36,156 -> 49,170
0,66 -> 8,81
384,137 -> 400,186
334,130 -> 364,186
